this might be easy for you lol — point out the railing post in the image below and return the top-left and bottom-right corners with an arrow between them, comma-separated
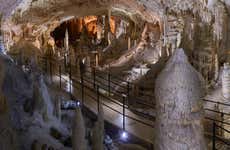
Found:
69,63 -> 72,96
81,75 -> 84,106
127,82 -> 130,105
123,95 -> 126,131
127,82 -> 130,97
97,85 -> 100,113
50,60 -> 53,83
221,112 -> 224,136
108,72 -> 111,95
59,65 -> 62,89
150,143 -> 154,150
213,121 -> 216,150
45,57 -> 48,74
64,54 -> 67,72
93,68 -> 96,88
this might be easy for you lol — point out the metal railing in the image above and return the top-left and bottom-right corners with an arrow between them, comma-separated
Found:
56,66 -> 155,128
212,121 -> 230,150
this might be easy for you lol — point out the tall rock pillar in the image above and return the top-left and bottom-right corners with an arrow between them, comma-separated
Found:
154,48 -> 207,150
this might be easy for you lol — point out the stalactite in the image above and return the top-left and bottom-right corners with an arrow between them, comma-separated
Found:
108,9 -> 111,45
104,23 -> 148,68
163,11 -> 168,46
211,1 -> 226,41
155,48 -> 207,150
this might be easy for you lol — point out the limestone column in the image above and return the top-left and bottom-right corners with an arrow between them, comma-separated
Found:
155,48 -> 207,150
222,63 -> 230,99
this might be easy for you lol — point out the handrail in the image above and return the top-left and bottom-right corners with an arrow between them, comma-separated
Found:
212,122 -> 230,149
215,124 -> 230,134
56,71 -> 155,127
204,108 -> 230,116
205,117 -> 230,126
36,56 -> 154,97
203,99 -> 230,107
215,136 -> 230,146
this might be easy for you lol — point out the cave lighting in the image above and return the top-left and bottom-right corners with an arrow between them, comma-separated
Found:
120,131 -> 128,140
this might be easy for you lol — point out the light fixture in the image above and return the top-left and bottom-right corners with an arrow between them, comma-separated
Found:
120,131 -> 128,140
77,101 -> 81,107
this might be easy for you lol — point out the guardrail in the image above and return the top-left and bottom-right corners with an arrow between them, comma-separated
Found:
212,121 -> 230,150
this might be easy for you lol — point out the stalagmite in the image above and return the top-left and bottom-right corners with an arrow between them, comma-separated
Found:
64,29 -> 69,52
0,13 -> 5,53
96,16 -> 103,41
95,52 -> 99,67
107,9 -> 112,45
85,56 -> 91,74
214,53 -> 219,81
128,37 -> 131,50
64,29 -> 70,64
72,107 -> 87,150
53,95 -> 61,121
222,63 -> 230,99
155,48 -> 207,150
92,103 -> 104,150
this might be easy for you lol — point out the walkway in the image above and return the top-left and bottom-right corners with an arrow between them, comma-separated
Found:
52,72 -> 155,144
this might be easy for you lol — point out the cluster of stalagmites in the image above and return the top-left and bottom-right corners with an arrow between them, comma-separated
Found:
155,48 -> 207,150
0,50 -> 107,150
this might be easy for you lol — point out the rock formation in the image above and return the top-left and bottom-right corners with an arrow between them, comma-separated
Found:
154,48 -> 207,150
92,103 -> 104,150
72,107 -> 87,150
222,63 -> 230,99
0,55 -> 19,150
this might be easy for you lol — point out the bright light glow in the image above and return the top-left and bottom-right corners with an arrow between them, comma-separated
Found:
77,101 -> 81,107
82,58 -> 86,64
121,131 -> 128,140
61,75 -> 72,93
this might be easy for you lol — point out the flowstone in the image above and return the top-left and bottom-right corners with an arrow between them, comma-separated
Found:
154,48 -> 207,150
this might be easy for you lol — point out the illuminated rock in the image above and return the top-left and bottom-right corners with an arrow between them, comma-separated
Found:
72,107 -> 87,150
222,63 -> 230,99
155,48 -> 207,150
